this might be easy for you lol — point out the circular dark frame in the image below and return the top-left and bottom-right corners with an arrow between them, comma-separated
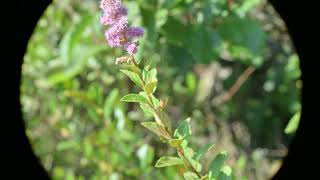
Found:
5,0 -> 312,179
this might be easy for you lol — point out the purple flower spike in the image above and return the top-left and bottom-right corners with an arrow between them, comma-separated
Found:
105,17 -> 128,47
100,0 -> 144,55
125,42 -> 138,55
127,27 -> 145,38
100,6 -> 128,25
100,0 -> 122,13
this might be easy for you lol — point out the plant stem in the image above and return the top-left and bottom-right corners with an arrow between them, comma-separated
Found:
130,55 -> 140,68
130,56 -> 203,178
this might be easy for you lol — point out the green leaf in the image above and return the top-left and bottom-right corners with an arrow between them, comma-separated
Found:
186,72 -> 197,93
195,143 -> 215,161
169,135 -> 185,148
120,94 -> 149,104
144,81 -> 158,94
183,172 -> 200,180
140,103 -> 154,116
174,117 -> 192,139
184,147 -> 195,159
146,68 -> 157,83
190,158 -> 202,173
141,122 -> 170,140
155,156 -> 184,168
285,111 -> 301,134
217,166 -> 232,180
120,70 -> 144,88
103,89 -> 119,119
209,151 -> 228,179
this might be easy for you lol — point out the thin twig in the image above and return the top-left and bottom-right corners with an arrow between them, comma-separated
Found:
213,66 -> 256,107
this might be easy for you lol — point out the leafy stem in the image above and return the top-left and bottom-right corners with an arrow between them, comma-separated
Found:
127,56 -> 203,178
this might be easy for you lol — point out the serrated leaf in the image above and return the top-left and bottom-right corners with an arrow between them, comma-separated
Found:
121,94 -> 149,104
120,70 -> 144,88
144,81 -> 157,94
174,117 -> 192,139
141,122 -> 170,140
285,111 -> 301,134
209,151 -> 228,179
183,172 -> 200,180
155,156 -> 184,168
195,143 -> 215,161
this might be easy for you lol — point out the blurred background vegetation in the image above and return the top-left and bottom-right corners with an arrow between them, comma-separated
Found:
21,0 -> 302,179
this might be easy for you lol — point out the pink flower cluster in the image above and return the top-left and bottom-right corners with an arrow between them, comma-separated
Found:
100,0 -> 144,55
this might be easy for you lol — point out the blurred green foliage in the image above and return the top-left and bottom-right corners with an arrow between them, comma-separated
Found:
21,0 -> 301,179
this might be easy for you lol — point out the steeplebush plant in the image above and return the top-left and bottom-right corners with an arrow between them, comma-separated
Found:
99,0 -> 233,179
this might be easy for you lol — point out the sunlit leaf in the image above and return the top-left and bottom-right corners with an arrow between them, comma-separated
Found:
209,151 -> 228,179
155,156 -> 184,167
169,135 -> 185,148
144,81 -> 158,94
141,122 -> 170,140
174,117 -> 192,139
120,70 -> 144,88
285,111 -> 301,134
217,165 -> 233,180
121,94 -> 149,104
